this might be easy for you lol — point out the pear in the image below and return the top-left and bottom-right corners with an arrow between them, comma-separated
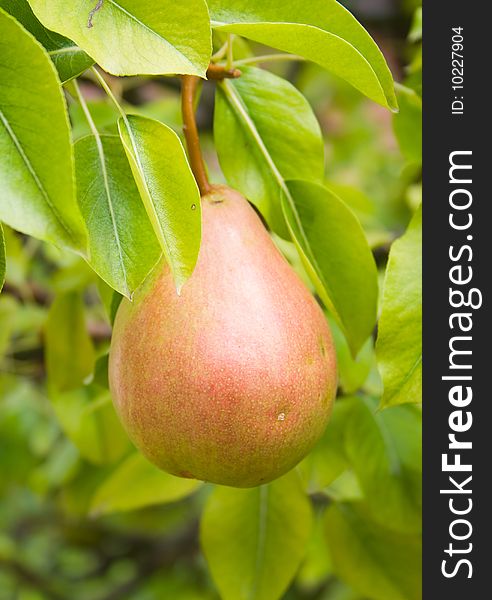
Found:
109,186 -> 337,487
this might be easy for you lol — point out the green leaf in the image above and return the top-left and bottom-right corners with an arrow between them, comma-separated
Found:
0,295 -> 17,358
44,292 -> 128,464
393,85 -> 422,164
408,7 -> 422,43
330,317 -> 375,394
215,67 -> 324,235
0,223 -> 5,292
209,0 -> 397,110
0,0 -> 93,82
283,180 -> 378,355
75,134 -> 161,298
325,502 -> 422,600
201,471 -> 313,600
118,115 -> 201,292
28,0 -> 211,76
376,206 -> 422,407
297,510 -> 333,591
0,9 -> 87,253
45,292 -> 95,392
90,453 -> 202,516
51,385 -> 130,465
298,399 -> 352,493
344,396 -> 421,534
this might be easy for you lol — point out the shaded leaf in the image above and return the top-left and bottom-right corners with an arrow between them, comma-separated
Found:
283,180 -> 378,355
393,85 -> 422,164
0,223 -> 5,292
28,0 -> 211,76
344,396 -> 422,533
51,386 -> 130,465
330,316 -> 375,394
325,502 -> 421,600
201,471 -> 312,600
118,115 -> 201,292
91,453 -> 202,516
0,0 -> 93,82
45,292 -> 95,392
215,67 -> 324,234
376,205 -> 422,407
297,510 -> 333,591
209,0 -> 397,109
0,9 -> 87,253
44,292 -> 128,465
75,134 -> 160,298
0,295 -> 17,357
298,399 -> 352,493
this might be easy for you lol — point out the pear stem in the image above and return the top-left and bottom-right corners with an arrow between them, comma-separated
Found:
181,75 -> 211,197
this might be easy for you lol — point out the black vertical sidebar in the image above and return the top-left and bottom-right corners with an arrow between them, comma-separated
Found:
424,1 -> 490,598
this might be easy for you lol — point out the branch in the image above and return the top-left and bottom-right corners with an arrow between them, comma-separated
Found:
206,63 -> 241,80
181,76 -> 211,196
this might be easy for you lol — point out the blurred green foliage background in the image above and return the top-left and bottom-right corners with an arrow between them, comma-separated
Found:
0,1 -> 422,598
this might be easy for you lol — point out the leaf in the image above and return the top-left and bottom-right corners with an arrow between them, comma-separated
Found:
201,471 -> 313,600
45,292 -> 95,392
28,0 -> 211,76
344,396 -> 421,534
215,67 -> 324,235
44,293 -> 125,461
376,206 -> 422,407
0,223 -> 5,293
51,385 -> 130,465
90,453 -> 202,516
325,502 -> 422,600
393,85 -> 422,164
118,115 -> 201,292
44,292 -> 128,464
209,0 -> 397,110
298,399 -> 352,493
297,510 -> 333,590
0,0 -> 93,82
0,9 -> 87,253
0,295 -> 17,357
283,180 -> 378,355
75,134 -> 161,298
329,317 -> 375,394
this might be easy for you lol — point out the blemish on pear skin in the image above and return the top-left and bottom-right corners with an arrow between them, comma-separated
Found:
319,337 -> 327,357
179,470 -> 196,479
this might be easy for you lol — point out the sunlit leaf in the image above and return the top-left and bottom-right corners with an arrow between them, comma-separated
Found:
0,0 -> 93,82
28,0 -> 211,76
118,115 -> 201,292
75,133 -> 160,298
376,205 -> 422,407
209,0 -> 397,109
283,180 -> 378,355
0,9 -> 87,252
215,67 -> 324,235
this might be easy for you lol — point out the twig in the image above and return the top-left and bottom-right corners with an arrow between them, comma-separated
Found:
207,63 -> 241,80
181,76 -> 211,196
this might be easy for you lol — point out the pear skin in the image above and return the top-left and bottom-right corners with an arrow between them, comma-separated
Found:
109,186 -> 337,487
